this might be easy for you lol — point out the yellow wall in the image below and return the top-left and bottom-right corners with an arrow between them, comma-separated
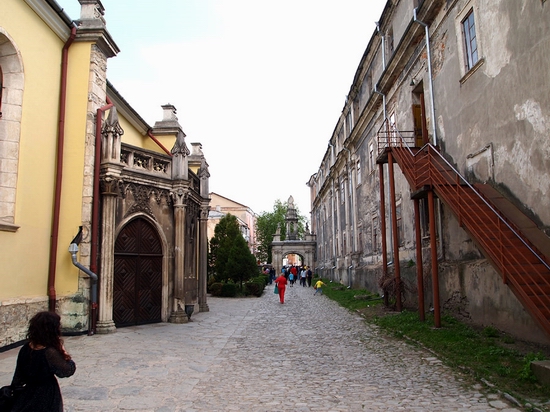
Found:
115,114 -> 176,155
0,0 -> 90,298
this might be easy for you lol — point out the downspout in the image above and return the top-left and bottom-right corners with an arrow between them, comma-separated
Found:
147,129 -> 172,156
373,86 -> 387,123
48,25 -> 77,312
68,227 -> 97,335
413,8 -> 437,146
376,21 -> 386,70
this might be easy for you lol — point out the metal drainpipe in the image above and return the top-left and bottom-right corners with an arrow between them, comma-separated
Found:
373,86 -> 386,123
347,265 -> 353,289
147,129 -> 172,156
47,25 -> 77,312
69,243 -> 97,335
376,21 -> 386,70
413,8 -> 437,146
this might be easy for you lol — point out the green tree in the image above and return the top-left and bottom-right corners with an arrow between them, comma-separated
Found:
256,199 -> 307,264
209,214 -> 258,289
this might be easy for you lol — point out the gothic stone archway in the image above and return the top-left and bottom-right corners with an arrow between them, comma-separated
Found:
113,218 -> 163,327
271,238 -> 316,277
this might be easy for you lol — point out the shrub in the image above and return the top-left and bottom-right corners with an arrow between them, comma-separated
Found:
210,282 -> 223,297
245,279 -> 265,297
221,283 -> 237,297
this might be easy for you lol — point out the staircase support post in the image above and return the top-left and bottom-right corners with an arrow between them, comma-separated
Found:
428,189 -> 441,328
378,163 -> 389,307
388,152 -> 402,312
414,198 -> 425,321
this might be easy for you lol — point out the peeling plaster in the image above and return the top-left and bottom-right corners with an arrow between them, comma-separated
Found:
481,0 -> 511,78
437,115 -> 445,141
495,100 -> 550,197
514,99 -> 548,135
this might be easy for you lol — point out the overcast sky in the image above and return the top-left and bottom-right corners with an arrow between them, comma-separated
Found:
58,0 -> 387,219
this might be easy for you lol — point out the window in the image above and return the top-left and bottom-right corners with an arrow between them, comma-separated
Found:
0,37 -> 25,231
372,216 -> 379,254
356,160 -> 361,185
462,10 -> 478,70
396,203 -> 404,247
346,109 -> 353,136
369,142 -> 375,172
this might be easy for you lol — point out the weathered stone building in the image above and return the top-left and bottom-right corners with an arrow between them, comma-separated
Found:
308,0 -> 550,344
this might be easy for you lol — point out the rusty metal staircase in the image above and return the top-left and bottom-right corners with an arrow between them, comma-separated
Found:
378,131 -> 550,337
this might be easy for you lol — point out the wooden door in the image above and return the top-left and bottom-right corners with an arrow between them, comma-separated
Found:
113,218 -> 162,327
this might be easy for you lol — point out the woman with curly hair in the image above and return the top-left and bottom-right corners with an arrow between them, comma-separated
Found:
10,311 -> 76,411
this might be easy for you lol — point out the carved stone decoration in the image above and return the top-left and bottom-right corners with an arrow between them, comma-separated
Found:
101,106 -> 124,164
123,184 -> 172,220
198,157 -> 210,197
171,131 -> 189,180
170,187 -> 188,208
100,175 -> 120,196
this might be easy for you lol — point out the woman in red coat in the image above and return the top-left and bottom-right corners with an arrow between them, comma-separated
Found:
274,273 -> 288,304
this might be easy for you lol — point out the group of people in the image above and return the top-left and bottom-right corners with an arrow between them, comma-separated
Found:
274,265 -> 326,304
281,265 -> 313,287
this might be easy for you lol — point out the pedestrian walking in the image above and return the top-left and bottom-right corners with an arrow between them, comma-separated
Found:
306,267 -> 313,287
274,273 -> 288,304
300,267 -> 307,287
289,272 -> 295,287
8,311 -> 76,412
314,279 -> 326,295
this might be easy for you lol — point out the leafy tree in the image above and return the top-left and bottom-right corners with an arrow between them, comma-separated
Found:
256,199 -> 307,264
209,214 -> 258,289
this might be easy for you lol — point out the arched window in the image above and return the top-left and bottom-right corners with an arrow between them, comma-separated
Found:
0,32 -> 24,230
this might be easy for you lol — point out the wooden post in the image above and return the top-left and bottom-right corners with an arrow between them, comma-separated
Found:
388,152 -> 402,312
414,198 -> 425,321
378,163 -> 389,306
428,190 -> 440,328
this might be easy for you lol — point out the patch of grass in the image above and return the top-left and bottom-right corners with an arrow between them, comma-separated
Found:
322,282 -> 382,312
320,279 -> 550,409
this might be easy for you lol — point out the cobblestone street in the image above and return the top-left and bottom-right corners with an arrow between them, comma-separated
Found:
0,284 -> 521,411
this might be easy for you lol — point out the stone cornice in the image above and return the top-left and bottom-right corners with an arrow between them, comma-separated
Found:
75,26 -> 120,58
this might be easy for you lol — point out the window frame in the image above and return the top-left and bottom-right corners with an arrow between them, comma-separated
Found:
462,10 -> 478,71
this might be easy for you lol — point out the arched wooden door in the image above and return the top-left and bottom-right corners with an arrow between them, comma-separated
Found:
113,218 -> 162,327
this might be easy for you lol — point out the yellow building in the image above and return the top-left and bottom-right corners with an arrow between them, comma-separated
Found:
0,0 -> 210,347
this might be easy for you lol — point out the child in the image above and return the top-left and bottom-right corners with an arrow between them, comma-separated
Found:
314,279 -> 326,295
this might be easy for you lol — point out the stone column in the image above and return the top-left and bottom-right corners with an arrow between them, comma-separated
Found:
95,175 -> 119,334
198,204 -> 210,312
169,187 -> 187,323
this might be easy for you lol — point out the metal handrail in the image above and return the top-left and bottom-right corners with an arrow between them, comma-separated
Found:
377,124 -> 550,273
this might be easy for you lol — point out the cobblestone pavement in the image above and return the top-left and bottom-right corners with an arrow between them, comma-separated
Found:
0,284 -> 521,411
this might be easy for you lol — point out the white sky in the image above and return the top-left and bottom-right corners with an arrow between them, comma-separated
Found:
58,0 -> 387,218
